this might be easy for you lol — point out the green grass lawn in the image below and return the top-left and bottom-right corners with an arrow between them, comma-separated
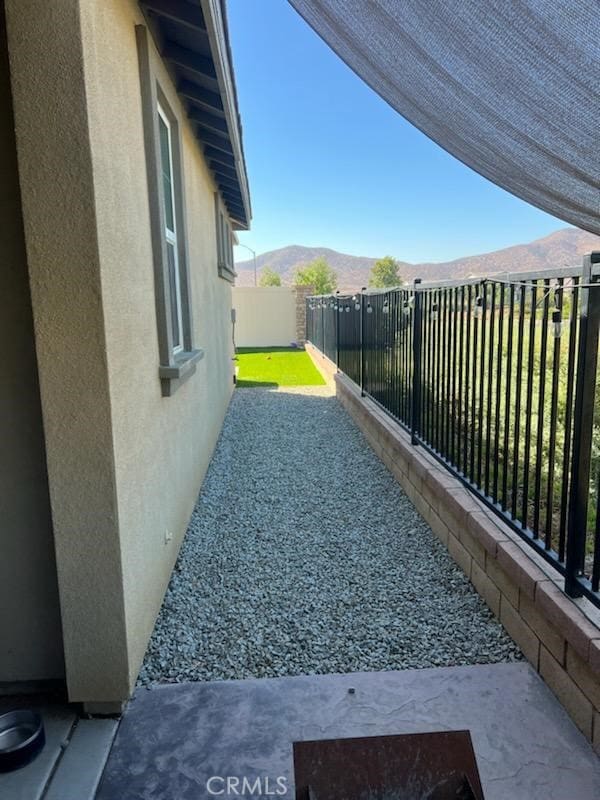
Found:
235,347 -> 326,388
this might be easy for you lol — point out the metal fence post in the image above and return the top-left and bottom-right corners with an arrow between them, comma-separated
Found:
411,278 -> 423,445
565,252 -> 600,597
320,298 -> 324,353
360,286 -> 366,396
335,290 -> 340,369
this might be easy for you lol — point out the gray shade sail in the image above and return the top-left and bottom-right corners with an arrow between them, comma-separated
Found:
288,0 -> 600,234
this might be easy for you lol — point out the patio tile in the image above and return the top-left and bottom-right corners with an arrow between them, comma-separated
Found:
44,718 -> 118,800
97,662 -> 600,800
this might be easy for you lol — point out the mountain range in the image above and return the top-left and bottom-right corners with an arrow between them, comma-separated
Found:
234,227 -> 600,290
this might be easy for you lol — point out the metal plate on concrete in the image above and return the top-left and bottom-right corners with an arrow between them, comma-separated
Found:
293,731 -> 484,799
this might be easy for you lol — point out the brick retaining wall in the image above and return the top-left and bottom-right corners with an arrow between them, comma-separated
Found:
306,342 -> 600,750
305,341 -> 337,380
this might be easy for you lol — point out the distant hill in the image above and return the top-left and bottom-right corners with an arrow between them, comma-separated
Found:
235,245 -> 381,290
235,228 -> 600,290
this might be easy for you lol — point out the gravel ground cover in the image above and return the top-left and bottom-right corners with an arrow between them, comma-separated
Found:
139,386 -> 521,685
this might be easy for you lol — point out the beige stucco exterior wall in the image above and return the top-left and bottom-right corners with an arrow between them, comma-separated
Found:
5,0 -> 130,704
80,0 -> 235,696
6,0 -> 234,705
232,287 -> 297,347
0,4 -> 64,684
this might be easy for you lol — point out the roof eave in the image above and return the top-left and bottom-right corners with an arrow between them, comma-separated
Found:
140,0 -> 251,229
200,0 -> 251,229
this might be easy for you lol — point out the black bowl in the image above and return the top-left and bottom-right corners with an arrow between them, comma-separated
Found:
0,710 -> 45,772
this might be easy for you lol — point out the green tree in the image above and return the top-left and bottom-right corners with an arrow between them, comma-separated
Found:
368,255 -> 403,288
295,257 -> 337,294
258,266 -> 282,287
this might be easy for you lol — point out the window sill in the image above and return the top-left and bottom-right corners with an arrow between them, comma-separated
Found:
218,261 -> 237,284
159,348 -> 204,396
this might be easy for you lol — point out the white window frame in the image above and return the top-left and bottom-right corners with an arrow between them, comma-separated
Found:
157,102 -> 184,355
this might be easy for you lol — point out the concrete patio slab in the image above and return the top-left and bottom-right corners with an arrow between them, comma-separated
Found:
97,662 -> 600,800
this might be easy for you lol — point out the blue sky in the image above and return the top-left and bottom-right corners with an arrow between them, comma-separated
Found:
228,0 -> 564,265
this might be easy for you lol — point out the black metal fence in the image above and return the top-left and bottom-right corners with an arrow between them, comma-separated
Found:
306,254 -> 600,609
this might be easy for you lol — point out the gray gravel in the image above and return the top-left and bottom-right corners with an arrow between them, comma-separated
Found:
139,386 -> 521,685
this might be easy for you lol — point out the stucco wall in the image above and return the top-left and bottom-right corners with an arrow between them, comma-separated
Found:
6,0 -> 234,705
233,287 -> 297,347
5,0 -> 130,704
80,0 -> 235,696
0,3 -> 64,684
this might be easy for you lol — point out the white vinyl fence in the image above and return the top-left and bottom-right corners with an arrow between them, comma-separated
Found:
232,286 -> 306,347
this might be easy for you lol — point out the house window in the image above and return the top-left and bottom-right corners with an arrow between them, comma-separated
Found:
215,195 -> 235,282
136,25 -> 203,397
158,104 -> 183,354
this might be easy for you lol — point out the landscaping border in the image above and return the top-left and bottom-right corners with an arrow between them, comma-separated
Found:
305,342 -> 600,751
